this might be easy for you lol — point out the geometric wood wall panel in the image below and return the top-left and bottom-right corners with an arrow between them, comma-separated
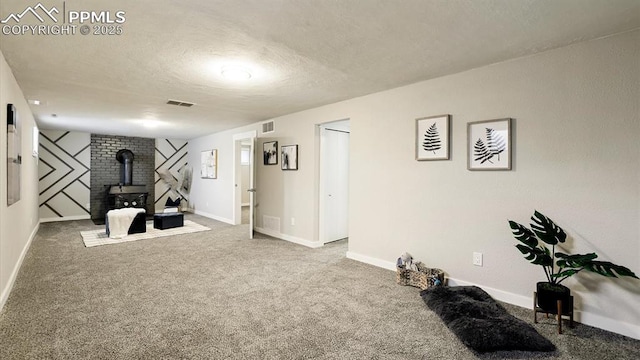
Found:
38,130 -> 90,220
155,139 -> 188,211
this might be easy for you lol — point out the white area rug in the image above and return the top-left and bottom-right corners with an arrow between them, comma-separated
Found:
81,220 -> 210,247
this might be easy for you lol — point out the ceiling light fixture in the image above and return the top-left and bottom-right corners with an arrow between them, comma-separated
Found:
221,65 -> 252,81
29,99 -> 40,105
137,119 -> 165,128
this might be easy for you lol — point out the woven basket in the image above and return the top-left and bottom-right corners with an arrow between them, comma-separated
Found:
396,262 -> 444,290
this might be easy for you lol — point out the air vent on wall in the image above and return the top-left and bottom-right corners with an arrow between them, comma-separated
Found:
262,121 -> 275,134
166,99 -> 195,107
263,215 -> 281,233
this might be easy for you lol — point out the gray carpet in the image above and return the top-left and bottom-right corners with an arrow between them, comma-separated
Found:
1,213 -> 639,359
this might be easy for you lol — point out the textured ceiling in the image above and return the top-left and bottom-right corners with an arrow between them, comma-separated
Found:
1,0 -> 639,139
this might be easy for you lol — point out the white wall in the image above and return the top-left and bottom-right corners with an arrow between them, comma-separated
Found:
0,50 -> 40,311
187,30 -> 639,338
347,30 -> 639,338
188,125 -> 259,224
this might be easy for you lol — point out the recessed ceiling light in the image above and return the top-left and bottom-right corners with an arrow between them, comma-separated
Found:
221,65 -> 252,81
29,99 -> 40,105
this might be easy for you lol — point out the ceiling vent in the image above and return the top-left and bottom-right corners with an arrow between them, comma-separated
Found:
262,121 -> 275,134
166,99 -> 195,107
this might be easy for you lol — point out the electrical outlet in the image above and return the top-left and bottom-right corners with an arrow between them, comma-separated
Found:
473,252 -> 483,267
291,217 -> 295,226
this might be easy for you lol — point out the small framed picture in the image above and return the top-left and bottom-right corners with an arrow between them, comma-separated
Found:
200,149 -> 217,178
6,103 -> 21,205
263,141 -> 278,165
416,114 -> 450,161
467,118 -> 511,171
281,145 -> 298,170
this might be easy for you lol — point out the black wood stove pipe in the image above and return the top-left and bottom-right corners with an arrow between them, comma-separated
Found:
115,149 -> 135,186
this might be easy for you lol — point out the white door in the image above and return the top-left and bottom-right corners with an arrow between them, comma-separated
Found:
322,127 -> 350,242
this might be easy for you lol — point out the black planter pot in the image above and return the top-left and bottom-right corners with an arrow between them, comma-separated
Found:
536,282 -> 573,315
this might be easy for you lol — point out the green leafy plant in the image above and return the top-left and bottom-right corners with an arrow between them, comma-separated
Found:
508,210 -> 638,285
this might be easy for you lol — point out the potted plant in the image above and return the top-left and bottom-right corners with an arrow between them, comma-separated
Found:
508,210 -> 638,314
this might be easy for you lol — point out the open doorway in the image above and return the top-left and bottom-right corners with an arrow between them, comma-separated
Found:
318,119 -> 350,244
239,140 -> 251,224
233,131 -> 257,237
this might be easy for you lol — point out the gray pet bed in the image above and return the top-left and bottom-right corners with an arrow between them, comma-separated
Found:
420,286 -> 555,353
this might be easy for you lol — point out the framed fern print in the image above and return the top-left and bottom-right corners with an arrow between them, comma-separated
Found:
416,114 -> 450,161
467,118 -> 511,170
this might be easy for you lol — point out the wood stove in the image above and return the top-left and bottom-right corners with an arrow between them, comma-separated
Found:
104,149 -> 148,213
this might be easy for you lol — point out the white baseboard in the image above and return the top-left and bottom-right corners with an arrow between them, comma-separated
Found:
344,251 -> 640,340
193,210 -> 234,225
0,222 -> 40,312
448,278 -> 640,339
577,309 -> 640,340
40,215 -> 90,223
346,251 -> 397,271
255,227 -> 323,248
446,277 -> 532,309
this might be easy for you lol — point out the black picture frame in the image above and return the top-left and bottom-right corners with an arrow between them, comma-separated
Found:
263,141 -> 278,165
281,145 -> 298,170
